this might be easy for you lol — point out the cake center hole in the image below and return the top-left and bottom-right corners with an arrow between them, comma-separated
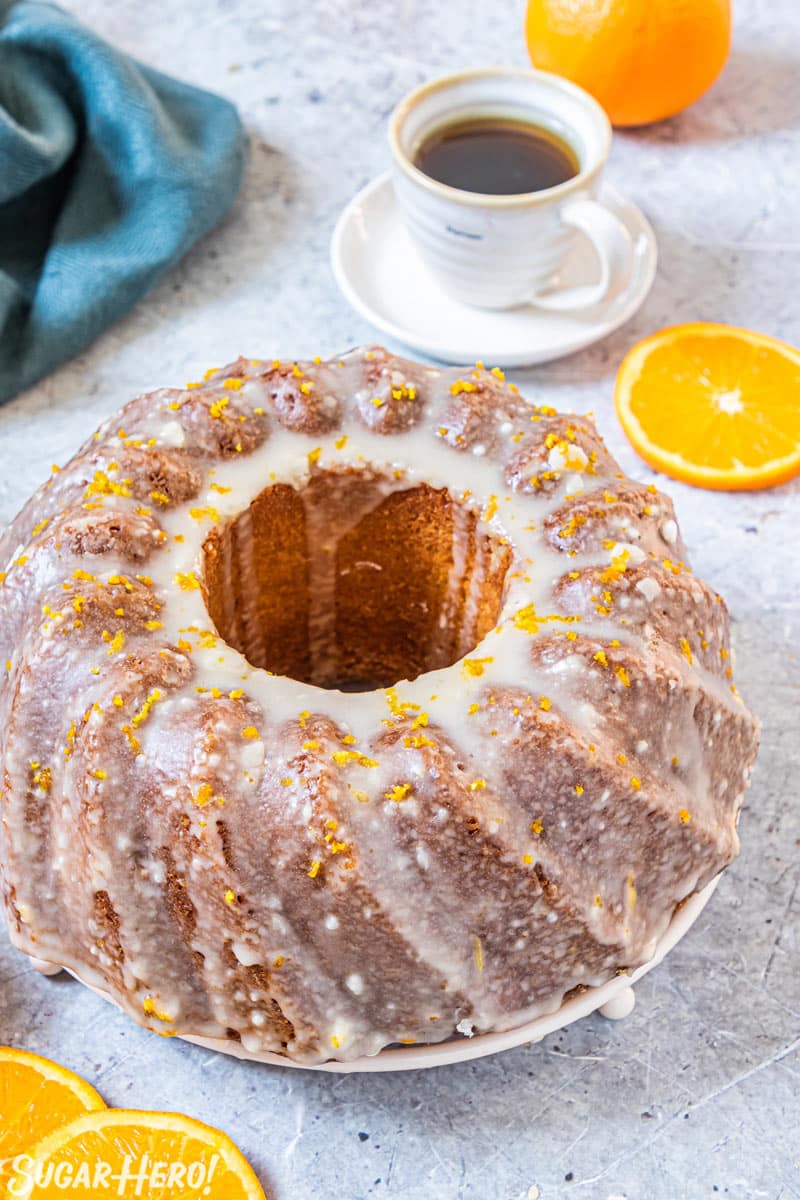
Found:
202,471 -> 512,691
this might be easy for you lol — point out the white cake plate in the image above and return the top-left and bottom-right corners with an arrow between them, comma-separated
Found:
32,876 -> 717,1073
190,876 -> 719,1072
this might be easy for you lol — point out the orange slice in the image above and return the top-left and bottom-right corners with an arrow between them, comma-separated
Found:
614,323 -> 800,490
15,1109 -> 267,1199
0,1046 -> 105,1163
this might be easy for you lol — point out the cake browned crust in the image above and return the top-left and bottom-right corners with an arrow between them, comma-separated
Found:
0,347 -> 759,1063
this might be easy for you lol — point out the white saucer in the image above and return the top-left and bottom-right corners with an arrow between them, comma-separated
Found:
331,171 -> 657,367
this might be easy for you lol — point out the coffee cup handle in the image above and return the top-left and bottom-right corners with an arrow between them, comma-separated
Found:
530,198 -> 634,312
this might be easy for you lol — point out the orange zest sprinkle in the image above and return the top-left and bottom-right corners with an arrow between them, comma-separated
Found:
385,783 -> 412,802
513,603 -> 581,636
121,725 -> 141,755
384,688 -> 420,718
462,656 -> 493,678
403,733 -> 435,749
174,571 -> 200,591
131,688 -> 162,729
143,997 -> 174,1022
193,783 -> 214,807
84,470 -> 132,500
103,629 -> 125,656
209,396 -> 229,419
332,750 -> 379,768
627,873 -> 637,908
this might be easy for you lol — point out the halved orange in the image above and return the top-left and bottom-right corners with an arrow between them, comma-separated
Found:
0,1046 -> 105,1164
16,1109 -> 267,1199
615,323 -> 800,490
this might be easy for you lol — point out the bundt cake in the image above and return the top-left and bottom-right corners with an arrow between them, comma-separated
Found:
0,347 -> 759,1064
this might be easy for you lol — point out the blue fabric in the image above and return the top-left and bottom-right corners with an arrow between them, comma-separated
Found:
0,1 -> 247,404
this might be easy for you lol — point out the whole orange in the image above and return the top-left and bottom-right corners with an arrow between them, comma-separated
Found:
524,0 -> 731,126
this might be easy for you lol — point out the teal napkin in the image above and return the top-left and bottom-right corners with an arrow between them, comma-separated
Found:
0,1 -> 247,404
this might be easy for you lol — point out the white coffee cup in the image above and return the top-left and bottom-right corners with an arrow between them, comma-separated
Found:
389,67 -> 634,312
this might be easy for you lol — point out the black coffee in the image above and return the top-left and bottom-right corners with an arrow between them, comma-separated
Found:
414,117 -> 579,196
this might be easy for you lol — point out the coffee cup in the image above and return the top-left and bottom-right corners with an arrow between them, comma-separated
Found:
389,67 -> 634,312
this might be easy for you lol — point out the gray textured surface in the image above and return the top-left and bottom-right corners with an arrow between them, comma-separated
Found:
1,1 -> 799,1197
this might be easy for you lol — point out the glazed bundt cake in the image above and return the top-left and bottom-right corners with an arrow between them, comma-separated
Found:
0,347 -> 759,1063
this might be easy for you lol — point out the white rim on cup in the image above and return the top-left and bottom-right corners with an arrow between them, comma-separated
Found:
388,65 -> 612,210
